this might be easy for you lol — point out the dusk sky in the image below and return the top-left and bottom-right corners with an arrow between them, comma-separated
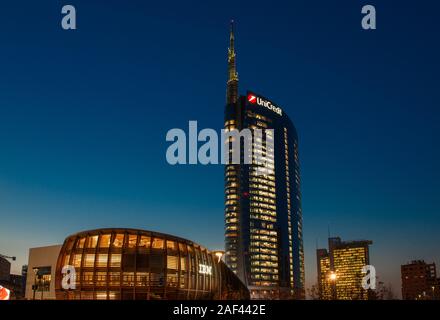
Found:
1,1 -> 439,297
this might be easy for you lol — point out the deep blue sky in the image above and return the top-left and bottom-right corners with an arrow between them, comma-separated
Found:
1,1 -> 439,296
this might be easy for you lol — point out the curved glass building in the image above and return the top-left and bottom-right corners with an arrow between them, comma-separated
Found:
55,229 -> 249,300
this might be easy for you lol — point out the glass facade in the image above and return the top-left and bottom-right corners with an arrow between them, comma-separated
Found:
224,93 -> 305,299
224,24 -> 304,299
317,237 -> 372,300
55,229 -> 249,300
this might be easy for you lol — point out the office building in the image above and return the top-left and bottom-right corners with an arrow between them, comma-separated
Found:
224,22 -> 305,299
401,260 -> 439,300
25,244 -> 62,300
317,237 -> 372,300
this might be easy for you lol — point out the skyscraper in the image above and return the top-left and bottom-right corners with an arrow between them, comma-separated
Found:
224,21 -> 305,299
317,237 -> 372,300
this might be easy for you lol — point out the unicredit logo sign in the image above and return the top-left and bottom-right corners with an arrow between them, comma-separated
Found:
247,93 -> 282,116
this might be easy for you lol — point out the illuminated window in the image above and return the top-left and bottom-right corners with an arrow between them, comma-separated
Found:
95,272 -> 107,286
127,234 -> 137,248
99,234 -> 111,248
166,240 -> 177,251
84,254 -> 95,267
180,257 -> 186,271
110,254 -> 121,267
139,236 -> 151,248
95,291 -> 107,300
178,242 -> 186,253
82,272 -> 94,286
73,254 -> 82,268
109,272 -> 120,286
122,272 -> 135,286
86,235 -> 98,248
108,291 -> 120,300
113,234 -> 124,248
136,272 -> 149,286
62,254 -> 70,267
152,238 -> 164,249
167,256 -> 178,270
167,272 -> 178,288
96,254 -> 108,267
77,238 -> 85,248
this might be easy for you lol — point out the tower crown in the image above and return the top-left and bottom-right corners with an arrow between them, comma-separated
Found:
226,20 -> 238,104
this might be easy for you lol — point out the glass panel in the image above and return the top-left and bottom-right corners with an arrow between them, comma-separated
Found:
108,291 -> 120,300
152,238 -> 164,249
139,236 -> 151,248
110,254 -> 121,267
82,272 -> 94,286
95,272 -> 107,286
167,272 -> 178,288
113,234 -> 124,248
96,254 -> 108,267
62,254 -> 70,267
100,234 -> 111,248
179,272 -> 186,289
136,272 -> 149,287
86,235 -> 98,248
95,291 -> 107,300
81,291 -> 94,299
127,234 -> 138,248
84,254 -> 95,267
109,272 -> 120,286
180,257 -> 186,271
122,272 -> 135,286
73,254 -> 82,268
167,256 -> 178,270
166,240 -> 177,251
77,238 -> 85,248
75,271 -> 81,287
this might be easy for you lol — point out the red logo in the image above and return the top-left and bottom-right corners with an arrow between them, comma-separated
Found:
0,286 -> 10,300
247,94 -> 257,104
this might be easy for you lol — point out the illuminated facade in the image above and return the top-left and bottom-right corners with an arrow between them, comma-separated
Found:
224,22 -> 305,299
54,229 -> 249,300
317,237 -> 372,300
316,249 -> 332,299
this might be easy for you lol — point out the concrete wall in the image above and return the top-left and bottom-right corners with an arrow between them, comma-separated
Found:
25,245 -> 62,300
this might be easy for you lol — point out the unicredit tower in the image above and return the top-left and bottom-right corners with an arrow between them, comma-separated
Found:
224,21 -> 305,299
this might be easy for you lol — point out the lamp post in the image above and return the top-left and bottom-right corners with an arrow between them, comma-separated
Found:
0,254 -> 16,261
32,268 -> 39,300
212,251 -> 224,299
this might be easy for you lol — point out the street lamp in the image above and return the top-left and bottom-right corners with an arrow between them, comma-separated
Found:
213,251 -> 224,263
0,254 -> 16,261
32,268 -> 39,300
328,272 -> 337,300
212,251 -> 225,299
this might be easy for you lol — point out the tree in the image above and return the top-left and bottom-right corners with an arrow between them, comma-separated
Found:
307,284 -> 320,300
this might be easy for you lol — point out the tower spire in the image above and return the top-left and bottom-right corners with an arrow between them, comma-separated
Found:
227,20 -> 239,105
